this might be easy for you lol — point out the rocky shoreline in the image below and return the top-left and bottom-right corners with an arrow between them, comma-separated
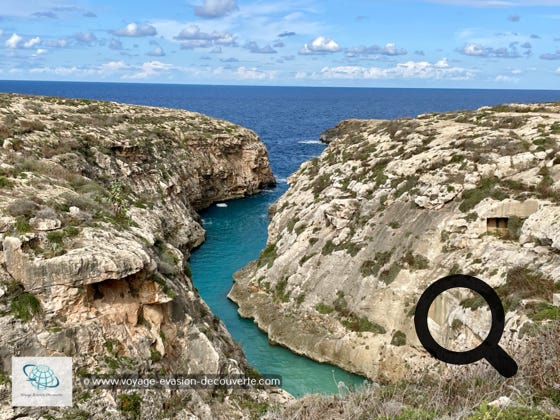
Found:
230,102 -> 560,383
0,94 -> 289,419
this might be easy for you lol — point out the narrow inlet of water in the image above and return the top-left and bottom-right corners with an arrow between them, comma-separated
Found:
189,189 -> 367,397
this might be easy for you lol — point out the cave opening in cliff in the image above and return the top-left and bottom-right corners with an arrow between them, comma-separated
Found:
486,217 -> 509,233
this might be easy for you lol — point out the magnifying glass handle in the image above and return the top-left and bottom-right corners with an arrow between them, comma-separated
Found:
484,345 -> 518,378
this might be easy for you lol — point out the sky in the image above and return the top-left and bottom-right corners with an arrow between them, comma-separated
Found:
1,0 -> 560,88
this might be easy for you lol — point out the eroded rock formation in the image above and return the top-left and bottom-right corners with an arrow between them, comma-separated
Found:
230,103 -> 560,382
0,94 -> 286,418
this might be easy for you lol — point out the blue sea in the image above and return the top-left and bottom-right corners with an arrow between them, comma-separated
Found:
1,81 -> 559,396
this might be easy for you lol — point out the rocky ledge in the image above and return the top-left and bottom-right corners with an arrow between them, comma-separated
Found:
0,94 -> 287,419
230,103 -> 560,384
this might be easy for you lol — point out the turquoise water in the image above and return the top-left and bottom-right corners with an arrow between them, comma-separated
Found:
189,189 -> 368,397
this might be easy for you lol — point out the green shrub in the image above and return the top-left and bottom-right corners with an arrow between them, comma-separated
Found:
391,330 -> 407,346
0,176 -> 14,189
315,303 -> 334,314
6,198 -> 39,218
118,393 -> 142,419
465,212 -> 478,222
321,240 -> 336,256
11,292 -> 42,322
47,230 -> 65,245
361,260 -> 381,277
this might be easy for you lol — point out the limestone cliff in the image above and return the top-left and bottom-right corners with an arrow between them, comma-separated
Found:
0,94 -> 285,419
230,103 -> 560,383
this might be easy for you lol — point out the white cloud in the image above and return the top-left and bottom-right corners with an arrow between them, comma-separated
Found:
244,41 -> 277,54
174,24 -> 236,48
495,75 -> 519,82
24,37 -> 41,48
236,66 -> 277,80
299,36 -> 341,55
318,58 -> 476,81
557,67 -> 560,74
459,42 -> 522,58
35,48 -> 48,55
43,39 -> 69,48
109,39 -> 123,50
194,0 -> 238,18
124,61 -> 173,79
147,46 -> 165,57
101,61 -> 130,72
5,33 -> 23,49
74,32 -> 97,43
346,43 -> 407,57
112,23 -> 157,37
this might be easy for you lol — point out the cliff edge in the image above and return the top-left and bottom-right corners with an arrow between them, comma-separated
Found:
230,103 -> 560,385
0,94 -> 285,419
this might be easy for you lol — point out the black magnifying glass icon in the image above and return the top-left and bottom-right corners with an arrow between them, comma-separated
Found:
414,274 -> 518,378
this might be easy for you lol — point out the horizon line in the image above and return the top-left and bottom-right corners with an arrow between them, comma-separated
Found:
1,79 -> 560,93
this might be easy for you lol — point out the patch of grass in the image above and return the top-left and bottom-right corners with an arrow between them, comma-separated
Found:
506,216 -> 525,241
321,240 -> 336,256
315,303 -> 334,314
14,217 -> 32,234
389,221 -> 401,229
312,173 -> 331,197
404,251 -> 429,270
150,348 -> 162,362
467,403 -> 550,420
466,212 -> 478,222
257,243 -> 277,268
460,294 -> 486,310
274,278 -> 290,303
459,177 -> 507,212
529,303 -> 560,321
342,314 -> 386,334
495,267 -> 555,312
379,263 -> 401,285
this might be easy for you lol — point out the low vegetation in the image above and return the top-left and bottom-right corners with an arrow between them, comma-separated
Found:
269,320 -> 560,419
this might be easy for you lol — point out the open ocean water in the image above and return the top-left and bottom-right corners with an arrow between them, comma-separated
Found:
1,80 -> 559,396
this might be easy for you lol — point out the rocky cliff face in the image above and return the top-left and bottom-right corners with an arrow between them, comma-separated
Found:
0,94 -> 285,418
230,103 -> 560,382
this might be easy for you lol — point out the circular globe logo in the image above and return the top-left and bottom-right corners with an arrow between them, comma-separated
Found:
23,364 -> 60,390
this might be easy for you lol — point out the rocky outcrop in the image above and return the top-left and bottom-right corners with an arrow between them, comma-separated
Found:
230,103 -> 560,382
0,94 -> 286,418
